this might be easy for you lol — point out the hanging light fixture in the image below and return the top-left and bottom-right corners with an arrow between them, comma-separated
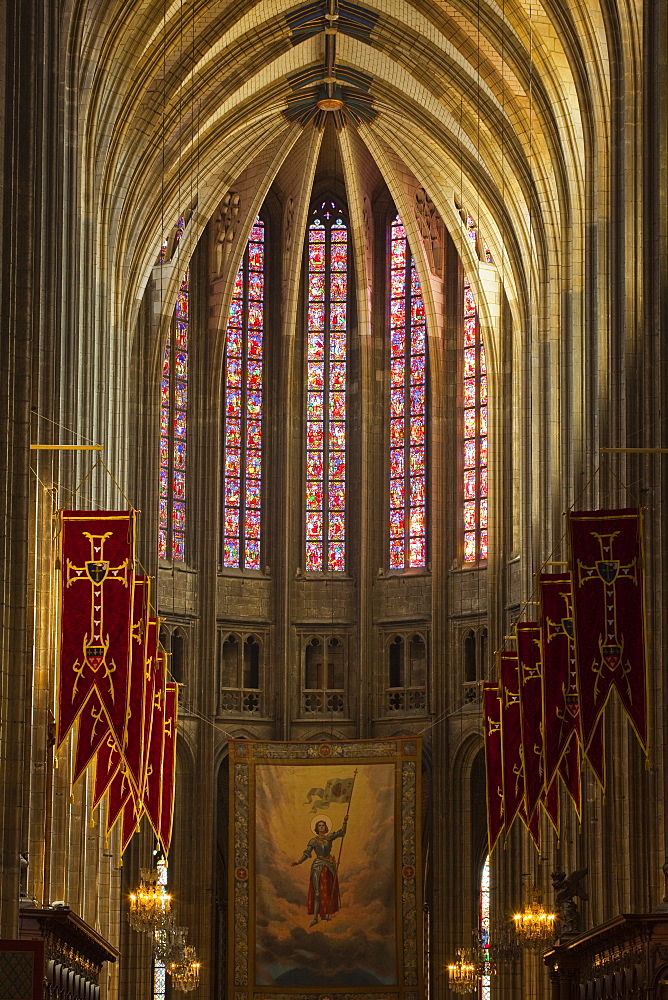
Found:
512,893 -> 556,950
446,949 -> 479,994
169,945 -> 201,992
128,867 -> 172,933
154,922 -> 189,964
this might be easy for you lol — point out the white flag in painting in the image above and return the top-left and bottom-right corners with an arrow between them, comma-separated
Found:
304,777 -> 355,812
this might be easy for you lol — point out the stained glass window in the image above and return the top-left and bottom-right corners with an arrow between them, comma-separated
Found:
222,218 -> 265,570
389,215 -> 427,569
480,854 -> 491,999
463,272 -> 488,562
153,859 -> 168,999
305,201 -> 348,573
159,269 -> 189,561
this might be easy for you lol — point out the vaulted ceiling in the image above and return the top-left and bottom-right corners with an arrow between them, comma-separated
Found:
69,0 -> 632,342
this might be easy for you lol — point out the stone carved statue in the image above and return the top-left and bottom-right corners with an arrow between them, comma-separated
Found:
551,868 -> 588,938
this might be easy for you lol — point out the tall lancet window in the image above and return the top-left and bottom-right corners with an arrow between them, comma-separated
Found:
305,201 -> 348,574
389,215 -> 427,570
159,268 -> 189,561
222,218 -> 265,570
463,273 -> 488,562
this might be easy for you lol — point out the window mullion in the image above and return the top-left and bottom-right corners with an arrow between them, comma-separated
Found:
323,224 -> 331,567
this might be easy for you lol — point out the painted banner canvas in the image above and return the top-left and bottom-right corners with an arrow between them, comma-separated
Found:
229,737 -> 423,1000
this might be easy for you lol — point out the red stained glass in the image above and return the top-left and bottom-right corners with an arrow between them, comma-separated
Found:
306,482 -> 323,507
245,541 -> 261,568
308,363 -> 325,391
460,265 -> 491,575
409,537 -> 426,565
226,389 -> 241,417
246,481 -> 261,507
173,441 -> 186,470
411,386 -> 425,415
307,452 -> 323,478
390,481 -> 405,506
226,359 -> 242,387
410,478 -> 425,503
227,327 -> 242,355
225,510 -> 240,536
409,507 -> 425,535
390,539 -> 404,568
305,205 -> 348,572
329,453 -> 345,479
330,333 -> 346,359
390,510 -> 405,534
307,422 -> 324,449
410,448 -> 425,475
246,420 -> 262,448
410,417 -> 425,446
391,419 -> 404,446
160,266 -> 188,560
249,273 -> 264,299
310,273 -> 325,299
329,392 -> 345,419
390,449 -> 404,478
410,355 -> 426,383
328,512 -> 345,539
328,542 -> 345,572
391,298 -> 406,327
306,541 -> 323,572
411,299 -> 426,323
309,304 -> 325,330
331,274 -> 346,299
330,303 -> 346,330
224,541 -> 240,566
329,485 -> 345,509
330,363 -> 346,390
222,218 -> 265,568
225,480 -> 240,505
329,422 -> 346,448
391,388 -> 404,417
307,393 -> 324,418
391,359 -> 405,386
173,471 -> 185,500
245,511 -> 261,539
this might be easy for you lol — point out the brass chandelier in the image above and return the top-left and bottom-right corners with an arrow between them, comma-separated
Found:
512,896 -> 556,950
446,949 -> 480,994
128,868 -> 172,933
169,945 -> 201,992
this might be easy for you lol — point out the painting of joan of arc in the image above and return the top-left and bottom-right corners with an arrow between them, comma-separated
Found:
291,814 -> 347,926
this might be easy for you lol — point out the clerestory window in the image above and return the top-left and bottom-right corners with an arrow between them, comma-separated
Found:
304,200 -> 348,574
159,267 -> 189,561
222,217 -> 266,570
388,215 -> 427,570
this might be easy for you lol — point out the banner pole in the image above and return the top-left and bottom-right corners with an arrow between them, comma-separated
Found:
334,768 -> 358,894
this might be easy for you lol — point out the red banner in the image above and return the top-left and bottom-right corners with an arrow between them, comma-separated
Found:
159,683 -> 179,853
483,683 -> 504,853
121,579 -> 151,794
120,793 -> 142,854
569,508 -> 648,753
105,764 -> 133,836
144,652 -> 167,844
540,572 -> 605,796
72,692 -> 109,786
57,510 -> 135,749
517,623 -> 544,823
93,733 -> 121,809
499,652 -> 523,835
542,777 -> 559,835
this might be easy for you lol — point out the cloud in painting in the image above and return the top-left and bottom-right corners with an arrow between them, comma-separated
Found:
254,761 -> 397,987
